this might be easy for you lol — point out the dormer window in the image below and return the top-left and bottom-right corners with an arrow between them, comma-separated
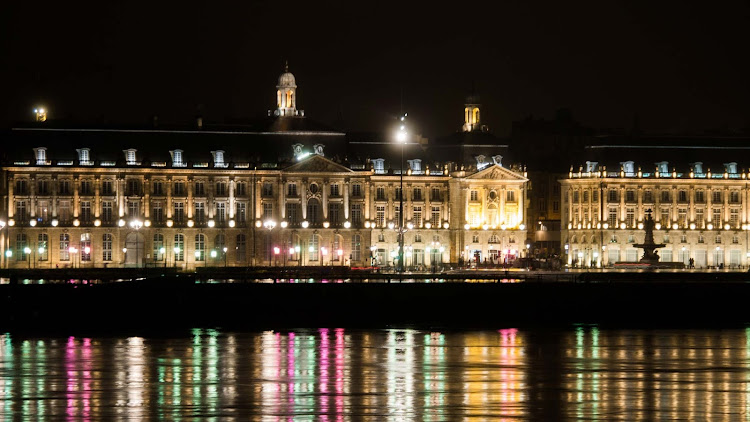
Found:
655,161 -> 669,174
124,149 -> 138,165
407,159 -> 422,173
33,147 -> 47,165
585,161 -> 598,173
77,148 -> 92,165
211,150 -> 226,167
170,149 -> 185,167
372,158 -> 385,174
724,162 -> 738,174
620,161 -> 635,175
691,162 -> 704,174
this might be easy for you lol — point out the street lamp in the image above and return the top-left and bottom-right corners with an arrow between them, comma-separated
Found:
24,247 -> 31,269
396,114 -> 407,273
129,219 -> 144,268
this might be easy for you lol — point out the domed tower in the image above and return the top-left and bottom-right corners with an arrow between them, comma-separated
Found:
462,94 -> 482,132
275,61 -> 298,117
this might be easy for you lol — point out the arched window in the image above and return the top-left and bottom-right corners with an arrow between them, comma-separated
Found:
235,234 -> 246,263
153,233 -> 164,261
16,233 -> 27,261
38,233 -> 48,261
215,233 -> 226,253
102,233 -> 113,261
174,234 -> 184,261
571,235 -> 577,244
195,234 -> 205,261
351,234 -> 361,261
307,198 -> 321,225
580,235 -> 587,244
308,235 -> 320,261
60,234 -> 70,261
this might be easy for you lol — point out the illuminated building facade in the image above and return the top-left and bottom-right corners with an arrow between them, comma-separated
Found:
0,67 -> 528,270
561,158 -> 750,269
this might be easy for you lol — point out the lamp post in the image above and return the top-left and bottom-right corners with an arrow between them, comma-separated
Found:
24,246 -> 31,269
396,114 -> 407,273
129,219 -> 143,268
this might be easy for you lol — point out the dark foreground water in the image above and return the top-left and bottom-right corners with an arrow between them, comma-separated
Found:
2,327 -> 750,420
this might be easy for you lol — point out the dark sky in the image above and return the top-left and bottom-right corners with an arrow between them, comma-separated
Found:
2,1 -> 749,138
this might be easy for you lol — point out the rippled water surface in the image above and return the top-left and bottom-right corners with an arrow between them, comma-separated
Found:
2,327 -> 750,420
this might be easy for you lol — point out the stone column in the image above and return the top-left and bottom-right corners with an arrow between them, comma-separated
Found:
51,176 -> 57,218
166,177 -> 172,218
344,180 -> 350,219
94,177 -> 101,218
229,177 -> 236,219
143,177 -> 150,218
73,176 -> 80,218
278,179 -> 285,219
187,177 -> 194,219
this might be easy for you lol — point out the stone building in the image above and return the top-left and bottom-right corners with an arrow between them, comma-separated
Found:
561,137 -> 750,269
0,67 -> 528,270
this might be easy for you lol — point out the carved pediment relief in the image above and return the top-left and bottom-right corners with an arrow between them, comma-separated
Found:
284,155 -> 352,173
466,164 -> 526,181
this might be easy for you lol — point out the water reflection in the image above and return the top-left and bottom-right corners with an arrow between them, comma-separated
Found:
3,328 -> 750,419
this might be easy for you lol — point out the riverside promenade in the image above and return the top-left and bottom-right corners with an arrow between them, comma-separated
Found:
2,267 -> 750,330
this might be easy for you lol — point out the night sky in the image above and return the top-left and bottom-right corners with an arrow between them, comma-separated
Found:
2,1 -> 749,138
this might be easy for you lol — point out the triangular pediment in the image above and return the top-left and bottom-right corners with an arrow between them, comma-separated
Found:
466,164 -> 527,181
283,154 -> 353,173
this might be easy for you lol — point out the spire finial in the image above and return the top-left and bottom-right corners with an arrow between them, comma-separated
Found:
285,60 -> 289,73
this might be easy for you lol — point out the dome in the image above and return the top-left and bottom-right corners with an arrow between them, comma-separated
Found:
278,71 -> 296,87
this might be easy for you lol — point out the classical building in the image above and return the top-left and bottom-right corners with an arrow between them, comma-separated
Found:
561,137 -> 750,269
0,67 -> 529,270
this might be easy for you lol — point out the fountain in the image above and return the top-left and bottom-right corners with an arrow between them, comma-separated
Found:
632,209 -> 665,264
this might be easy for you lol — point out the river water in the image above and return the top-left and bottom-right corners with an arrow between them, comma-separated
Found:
2,327 -> 750,420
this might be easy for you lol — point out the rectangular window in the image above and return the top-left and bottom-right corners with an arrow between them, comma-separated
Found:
376,187 -> 386,201
80,233 -> 91,261
216,181 -> 228,197
14,179 -> 28,195
15,200 -> 27,221
216,202 -> 226,223
352,183 -> 362,197
553,201 -> 560,212
678,208 -> 687,226
413,188 -> 422,201
80,180 -> 93,196
713,191 -> 722,203
127,180 -> 140,196
80,201 -> 92,223
59,201 -> 71,223
14,235 -> 27,262
470,190 -> 478,201
37,233 -> 48,261
128,201 -> 139,218
643,190 -> 653,203
174,202 -> 185,223
573,191 -> 579,202
194,181 -> 205,197
151,181 -> 163,196
236,235 -> 246,263
431,206 -> 441,226
261,182 -> 273,197
431,187 -> 441,201
695,190 -> 705,203
173,181 -> 185,196
236,202 -> 246,223
730,191 -> 740,203
151,202 -> 163,223
376,206 -> 386,227
395,205 -> 401,224
713,208 -> 722,225
262,203 -> 273,220
608,208 -> 618,227
608,190 -> 618,202
351,204 -> 362,226
625,190 -> 635,202
286,203 -> 299,225
661,190 -> 670,202
395,188 -> 402,201
287,183 -> 298,197
59,180 -> 72,195
330,184 -> 340,197
37,179 -> 49,195
660,208 -> 670,225
195,202 -> 206,223
235,182 -> 246,197
329,203 -> 341,225
506,191 -> 516,202
730,209 -> 739,227
678,190 -> 688,202
695,208 -> 705,228
413,206 -> 422,227
626,208 -> 635,228
583,191 -> 589,202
